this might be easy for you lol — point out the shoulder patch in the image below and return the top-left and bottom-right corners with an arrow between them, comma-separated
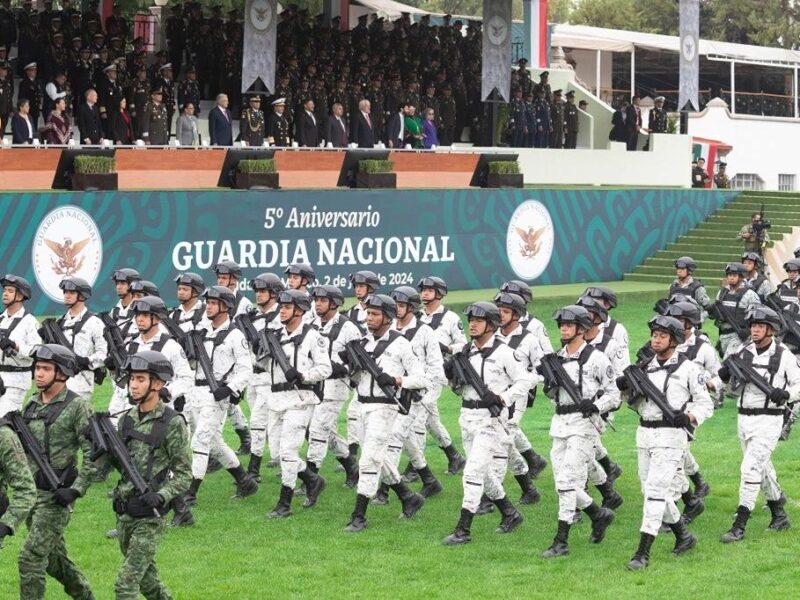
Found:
317,337 -> 327,348
457,320 -> 464,331
606,365 -> 614,379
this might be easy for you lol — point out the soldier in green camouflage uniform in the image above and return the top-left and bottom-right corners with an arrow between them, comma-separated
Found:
18,344 -> 98,600
0,422 -> 36,548
141,87 -> 169,146
107,351 -> 192,600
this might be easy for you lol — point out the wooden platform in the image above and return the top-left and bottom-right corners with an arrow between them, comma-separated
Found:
0,147 -> 485,191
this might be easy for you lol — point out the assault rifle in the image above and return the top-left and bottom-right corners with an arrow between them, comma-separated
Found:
449,350 -> 503,419
764,295 -> 800,348
234,313 -> 264,359
539,354 -> 603,433
187,330 -> 220,395
85,412 -> 158,516
622,364 -> 695,440
722,354 -> 778,398
710,301 -> 749,341
781,403 -> 799,441
0,330 -> 17,358
99,314 -> 128,383
39,318 -> 72,347
6,410 -> 63,491
160,315 -> 198,361
342,339 -> 407,414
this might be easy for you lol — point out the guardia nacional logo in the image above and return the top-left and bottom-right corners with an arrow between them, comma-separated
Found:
32,206 -> 103,302
506,200 -> 554,281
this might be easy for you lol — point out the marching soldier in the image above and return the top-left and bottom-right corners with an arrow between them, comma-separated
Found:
266,97 -> 291,147
499,280 -> 554,355
0,275 -> 41,416
214,260 -> 251,317
775,258 -> 800,308
346,270 -> 379,326
239,94 -> 265,147
583,286 -> 630,357
140,86 -> 169,145
170,272 -> 207,331
549,89 -> 564,149
711,263 -> 761,358
108,267 -> 141,328
262,290 -> 331,518
106,351 -> 192,599
718,306 -> 800,543
342,294 -> 426,532
564,90 -> 579,149
306,285 -> 361,487
619,316 -> 713,570
741,251 -> 773,300
442,302 -> 532,545
52,277 -> 107,400
0,414 -> 35,550
17,344 -> 98,599
669,257 -> 712,308
540,305 -> 618,558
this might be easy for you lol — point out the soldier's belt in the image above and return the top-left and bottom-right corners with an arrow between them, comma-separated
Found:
254,366 -> 266,374
555,404 -> 584,415
0,365 -> 31,372
271,382 -> 317,393
358,395 -> 395,405
461,399 -> 494,410
639,419 -> 677,429
738,407 -> 784,416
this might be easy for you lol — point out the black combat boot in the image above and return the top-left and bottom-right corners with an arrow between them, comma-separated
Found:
442,509 -> 474,545
669,520 -> 697,555
514,473 -> 541,505
228,466 -> 258,499
681,491 -> 705,524
476,494 -> 496,515
336,454 -> 359,488
344,494 -> 369,533
401,461 -> 420,483
542,520 -> 571,558
767,495 -> 791,531
298,467 -> 326,508
267,485 -> 294,519
348,442 -> 360,461
169,494 -> 195,528
442,444 -> 466,475
597,455 -> 622,483
626,533 -> 655,570
596,481 -> 624,511
265,456 -> 279,468
521,448 -> 548,479
206,457 -> 223,473
247,454 -> 263,483
720,505 -> 751,543
494,496 -> 524,533
391,482 -> 425,518
584,502 -> 615,543
371,483 -> 390,505
183,478 -> 202,507
689,471 -> 710,498
235,427 -> 251,455
417,466 -> 443,498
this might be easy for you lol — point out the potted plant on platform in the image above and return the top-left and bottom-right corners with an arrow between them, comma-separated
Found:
487,160 -> 523,188
356,159 -> 396,189
235,158 -> 279,189
72,155 -> 118,190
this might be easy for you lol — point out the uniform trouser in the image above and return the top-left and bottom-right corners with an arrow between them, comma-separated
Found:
595,438 -> 609,461
507,399 -> 533,477
637,428 -> 686,536
306,399 -> 350,466
386,402 -> 428,477
460,410 -> 510,512
737,415 -> 783,510
190,394 -> 240,479
249,383 -> 271,457
18,498 -> 93,600
413,385 -> 452,451
564,131 -> 577,149
551,434 -> 596,522
346,394 -> 364,447
534,130 -> 549,148
684,447 -> 700,477
227,401 -> 248,431
0,386 -> 26,417
267,405 -> 314,489
115,514 -> 172,600
356,403 -> 398,498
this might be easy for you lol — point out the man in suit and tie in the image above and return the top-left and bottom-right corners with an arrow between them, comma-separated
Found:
11,99 -> 35,143
208,93 -> 233,146
76,88 -> 103,144
625,95 -> 642,151
325,102 -> 349,148
295,97 -> 319,147
350,98 -> 374,148
386,103 -> 407,148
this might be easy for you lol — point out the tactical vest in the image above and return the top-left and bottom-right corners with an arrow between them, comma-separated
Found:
555,345 -> 596,406
127,336 -> 169,355
170,304 -> 205,327
57,310 -> 96,345
0,315 -> 26,371
747,274 -> 768,299
737,344 -> 785,410
505,328 -> 530,350
360,330 -> 403,402
717,287 -> 748,332
22,390 -> 80,489
425,307 -> 450,330
119,406 -> 179,488
669,279 -> 704,300
322,314 -> 355,357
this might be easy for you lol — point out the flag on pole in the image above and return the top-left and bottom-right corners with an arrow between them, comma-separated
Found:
692,139 -> 718,188
529,0 -> 549,68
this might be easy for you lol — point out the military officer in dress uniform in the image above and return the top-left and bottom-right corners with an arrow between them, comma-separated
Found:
97,63 -> 122,137
239,94 -> 265,147
140,86 -> 169,145
155,63 -> 176,136
509,88 -> 527,148
267,97 -> 290,147
550,89 -> 564,149
564,90 -> 579,149
128,65 -> 149,138
644,95 -> 668,150
178,66 -> 201,117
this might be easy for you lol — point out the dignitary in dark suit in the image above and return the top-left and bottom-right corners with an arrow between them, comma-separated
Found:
610,99 -> 628,145
11,99 -> 35,143
625,95 -> 642,151
350,98 -> 375,148
385,103 -> 407,149
76,88 -> 103,144
325,102 -> 349,148
208,92 -> 233,146
295,97 -> 319,147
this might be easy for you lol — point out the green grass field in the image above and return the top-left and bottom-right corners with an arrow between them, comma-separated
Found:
2,285 -> 799,599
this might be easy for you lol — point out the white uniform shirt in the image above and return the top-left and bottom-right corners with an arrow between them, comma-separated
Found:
316,313 -> 362,401
61,307 -> 108,396
601,316 -> 629,356
523,314 -> 554,354
587,329 -> 630,379
172,300 -> 210,333
732,340 -> 800,410
121,330 -> 193,401
354,330 -> 426,407
0,308 -> 41,389
195,317 -> 252,396
419,304 -> 466,354
394,316 -> 446,389
498,323 -> 544,379
677,330 -> 722,391
635,353 -> 714,426
234,292 -> 253,317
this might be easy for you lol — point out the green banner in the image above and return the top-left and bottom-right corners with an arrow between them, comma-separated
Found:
1,188 -> 738,315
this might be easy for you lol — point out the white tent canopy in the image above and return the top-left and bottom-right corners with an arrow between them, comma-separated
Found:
352,0 -> 428,19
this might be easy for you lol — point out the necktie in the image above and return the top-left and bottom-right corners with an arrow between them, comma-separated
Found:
365,112 -> 372,128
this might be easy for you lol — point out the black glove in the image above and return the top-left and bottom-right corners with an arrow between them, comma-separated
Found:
338,349 -> 349,365
770,388 -> 790,406
330,362 -> 348,378
616,376 -> 629,391
139,491 -> 165,509
0,337 -> 15,352
718,365 -> 731,383
283,367 -> 301,384
158,387 -> 171,402
443,357 -> 454,381
376,372 -> 396,388
173,395 -> 186,412
103,356 -> 117,371
579,399 -> 599,417
0,523 -> 12,541
75,355 -> 91,371
671,413 -> 691,428
52,487 -> 80,507
481,391 -> 504,417
212,385 -> 233,401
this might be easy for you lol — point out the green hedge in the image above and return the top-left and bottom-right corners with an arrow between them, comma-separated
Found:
488,160 -> 520,174
74,155 -> 116,174
359,159 -> 394,173
237,159 -> 276,174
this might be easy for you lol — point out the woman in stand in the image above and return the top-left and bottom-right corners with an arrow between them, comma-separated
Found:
45,93 -> 72,144
110,96 -> 133,145
403,105 -> 424,149
175,102 -> 200,146
422,107 -> 439,149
